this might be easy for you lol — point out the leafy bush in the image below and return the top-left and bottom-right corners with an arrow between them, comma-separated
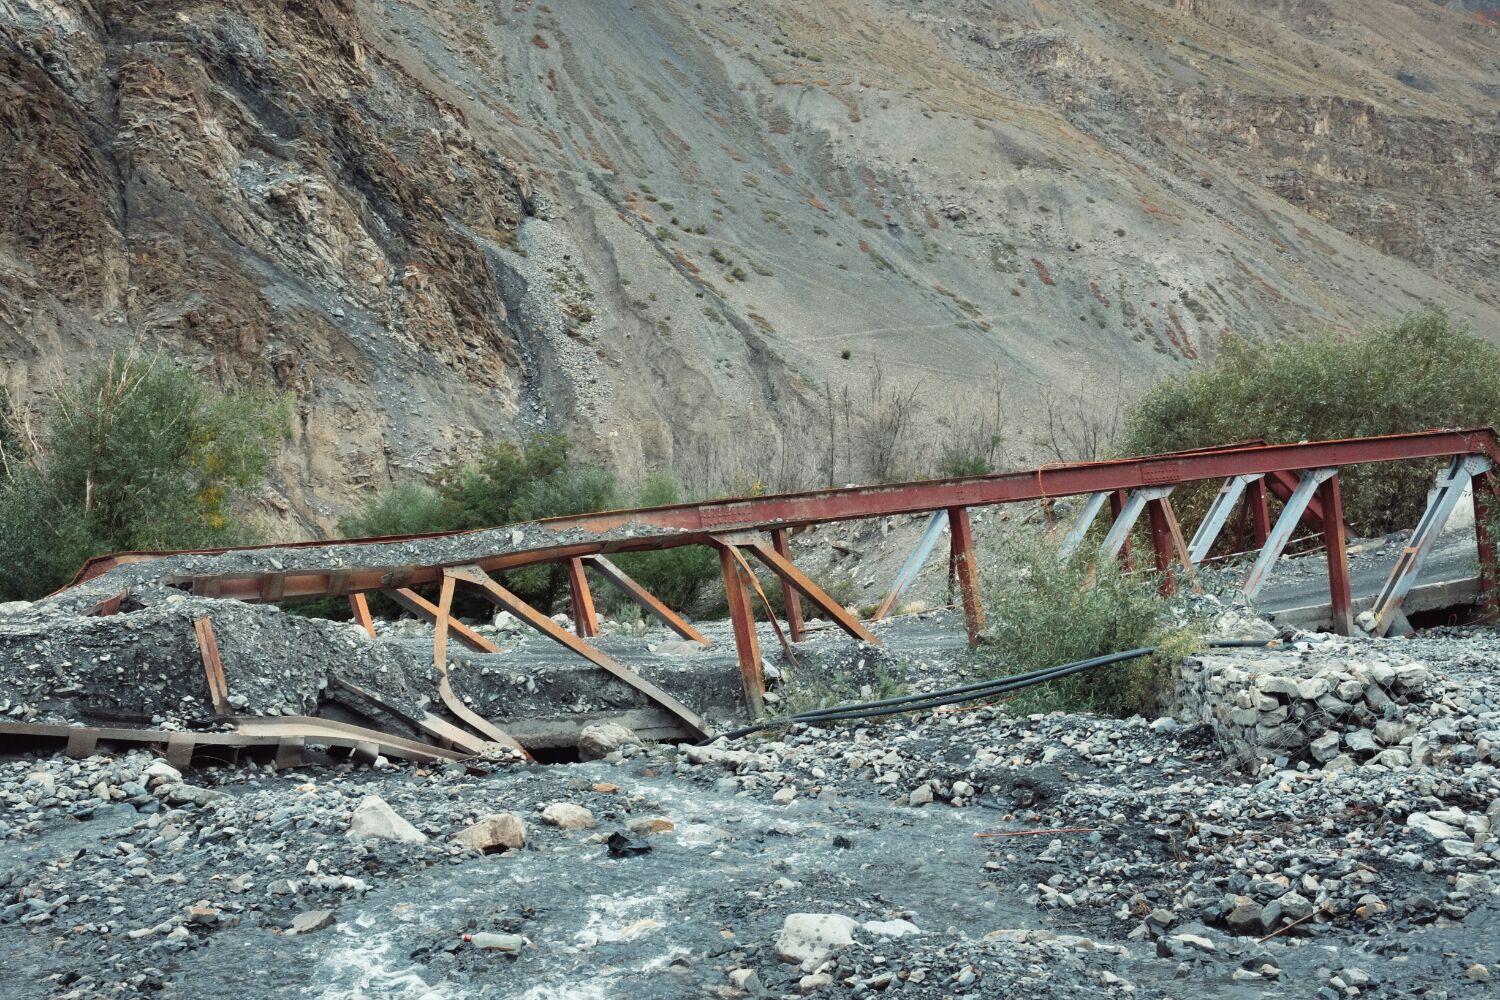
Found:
0,352 -> 289,600
1119,309 -> 1500,536
608,473 -> 718,612
339,482 -> 451,538
973,538 -> 1200,716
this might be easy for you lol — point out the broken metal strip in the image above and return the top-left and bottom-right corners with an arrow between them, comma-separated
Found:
1370,456 -> 1492,636
872,509 -> 949,620
0,719 -> 463,766
1188,475 -> 1262,564
724,542 -> 800,666
448,565 -> 713,739
192,616 -> 232,717
1056,491 -> 1109,562
384,587 -> 500,653
1242,468 -> 1337,599
742,540 -> 879,645
565,557 -> 600,638
424,575 -> 525,755
717,546 -> 765,716
1099,486 -> 1172,559
580,555 -> 709,646
349,593 -> 376,639
232,717 -> 466,763
769,527 -> 805,641
327,676 -> 493,756
947,506 -> 985,648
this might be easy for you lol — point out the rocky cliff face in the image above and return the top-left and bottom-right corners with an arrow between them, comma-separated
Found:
2,0 -> 1497,535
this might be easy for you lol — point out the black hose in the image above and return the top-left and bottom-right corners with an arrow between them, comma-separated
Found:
706,638 -> 1276,744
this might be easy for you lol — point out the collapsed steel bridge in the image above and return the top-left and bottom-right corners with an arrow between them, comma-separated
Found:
52,427 -> 1500,759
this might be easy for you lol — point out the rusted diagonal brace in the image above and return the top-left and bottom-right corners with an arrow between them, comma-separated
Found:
873,509 -> 949,620
741,541 -> 880,644
193,616 -> 233,717
1369,456 -> 1492,636
385,587 -> 500,653
430,574 -> 530,757
349,593 -> 376,639
579,555 -> 710,646
445,565 -> 712,740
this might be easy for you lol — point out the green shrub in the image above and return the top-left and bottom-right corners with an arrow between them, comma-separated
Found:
608,473 -> 718,611
973,537 -> 1200,716
339,482 -> 452,538
0,352 -> 289,600
1119,309 -> 1500,536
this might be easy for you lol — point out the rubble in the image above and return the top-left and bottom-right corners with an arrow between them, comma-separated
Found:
1,618 -> 1497,998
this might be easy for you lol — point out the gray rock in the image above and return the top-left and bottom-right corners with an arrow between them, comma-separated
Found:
347,795 -> 427,844
1406,812 -> 1463,843
453,813 -> 525,852
289,909 -> 335,935
578,723 -> 642,761
776,912 -> 858,964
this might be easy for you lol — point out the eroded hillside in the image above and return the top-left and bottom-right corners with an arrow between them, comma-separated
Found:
2,0 -> 1497,533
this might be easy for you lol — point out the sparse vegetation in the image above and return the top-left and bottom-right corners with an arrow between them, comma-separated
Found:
974,537 -> 1201,716
1119,309 -> 1500,535
0,352 -> 290,600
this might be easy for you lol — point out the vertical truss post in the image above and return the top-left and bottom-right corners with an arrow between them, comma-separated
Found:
769,528 -> 805,641
1475,470 -> 1497,607
1317,473 -> 1354,635
564,557 -> 599,638
947,506 -> 984,647
349,593 -> 376,639
1057,491 -> 1110,562
1246,476 -> 1272,547
718,545 -> 765,715
1145,497 -> 1202,596
193,616 -> 232,717
872,509 -> 949,620
580,555 -> 710,645
1109,490 -> 1134,569
1242,467 -> 1337,600
1370,456 -> 1492,636
1188,475 -> 1262,564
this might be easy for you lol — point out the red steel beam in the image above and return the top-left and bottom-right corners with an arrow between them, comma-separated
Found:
742,540 -> 877,644
349,593 -> 376,639
1475,471 -> 1498,607
1246,477 -> 1272,548
1145,499 -> 1176,597
67,429 -> 1499,601
948,506 -> 985,647
580,555 -> 710,646
768,528 -> 805,642
564,557 -> 599,638
1318,474 -> 1354,636
718,545 -> 765,715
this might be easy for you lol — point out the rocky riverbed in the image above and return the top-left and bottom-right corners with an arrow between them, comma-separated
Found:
3,618 -> 1499,999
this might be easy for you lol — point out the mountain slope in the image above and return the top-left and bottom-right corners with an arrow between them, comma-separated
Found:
2,0 -> 1496,533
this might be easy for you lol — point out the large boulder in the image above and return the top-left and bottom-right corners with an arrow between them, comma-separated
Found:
578,723 -> 642,761
453,813 -> 526,852
776,913 -> 858,964
347,795 -> 427,844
